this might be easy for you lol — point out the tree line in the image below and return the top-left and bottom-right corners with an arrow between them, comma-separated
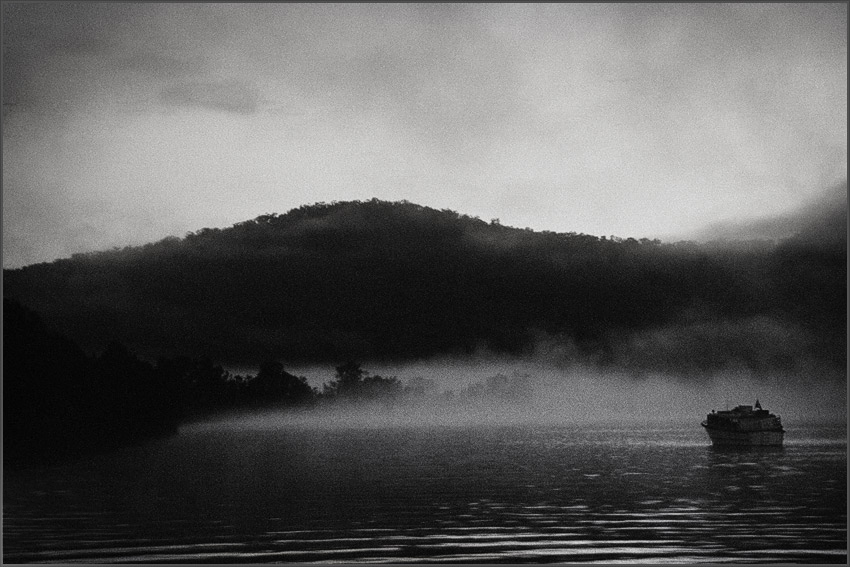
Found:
4,199 -> 845,374
4,299 -> 533,468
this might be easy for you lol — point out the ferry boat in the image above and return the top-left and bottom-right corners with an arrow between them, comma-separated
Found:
701,399 -> 784,446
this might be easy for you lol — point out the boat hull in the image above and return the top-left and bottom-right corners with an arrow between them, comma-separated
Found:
703,426 -> 784,446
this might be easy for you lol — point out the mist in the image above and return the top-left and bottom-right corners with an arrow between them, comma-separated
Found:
4,5 -> 845,563
690,179 -> 848,246
200,348 -> 846,433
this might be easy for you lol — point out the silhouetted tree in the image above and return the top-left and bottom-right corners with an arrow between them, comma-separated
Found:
244,360 -> 315,405
322,361 -> 401,402
361,374 -> 402,400
3,300 -> 190,468
325,361 -> 366,398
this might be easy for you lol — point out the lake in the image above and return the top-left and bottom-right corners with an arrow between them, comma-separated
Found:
4,419 -> 846,563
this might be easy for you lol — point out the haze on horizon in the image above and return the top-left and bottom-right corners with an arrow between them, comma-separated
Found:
2,3 -> 846,269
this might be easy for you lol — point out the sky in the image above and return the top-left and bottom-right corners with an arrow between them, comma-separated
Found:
2,3 -> 846,268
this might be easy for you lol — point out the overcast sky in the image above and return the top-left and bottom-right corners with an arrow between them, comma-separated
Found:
3,3 -> 846,268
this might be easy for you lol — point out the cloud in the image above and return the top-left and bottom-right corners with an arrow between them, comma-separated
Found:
2,3 -> 846,266
117,53 -> 202,81
159,80 -> 261,114
692,180 -> 848,246
48,35 -> 116,56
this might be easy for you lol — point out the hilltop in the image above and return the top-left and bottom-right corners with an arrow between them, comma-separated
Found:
4,199 -> 845,375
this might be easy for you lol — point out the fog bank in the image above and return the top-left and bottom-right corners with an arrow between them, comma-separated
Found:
194,357 -> 846,432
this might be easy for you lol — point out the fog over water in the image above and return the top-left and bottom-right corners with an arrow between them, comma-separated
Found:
3,4 -> 845,563
217,351 -> 846,431
214,315 -> 847,429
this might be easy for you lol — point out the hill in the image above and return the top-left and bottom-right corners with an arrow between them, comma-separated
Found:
3,198 -> 846,376
693,181 -> 847,248
3,298 -> 187,467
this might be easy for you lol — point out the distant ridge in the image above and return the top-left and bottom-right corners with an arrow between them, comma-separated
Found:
692,181 -> 847,248
4,198 -> 845,375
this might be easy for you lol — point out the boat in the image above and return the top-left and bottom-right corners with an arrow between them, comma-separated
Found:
701,399 -> 784,446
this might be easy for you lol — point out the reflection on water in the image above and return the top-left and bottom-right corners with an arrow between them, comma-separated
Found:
4,422 -> 846,563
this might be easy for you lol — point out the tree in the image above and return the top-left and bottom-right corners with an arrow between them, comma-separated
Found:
322,361 -> 400,401
326,360 -> 366,398
3,300 -> 189,467
361,374 -> 401,400
244,359 -> 315,405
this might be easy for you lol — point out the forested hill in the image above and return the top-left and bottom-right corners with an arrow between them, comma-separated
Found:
3,198 -> 846,374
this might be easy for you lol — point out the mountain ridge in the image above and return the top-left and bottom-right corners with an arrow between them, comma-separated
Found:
690,181 -> 847,248
4,198 -> 845,376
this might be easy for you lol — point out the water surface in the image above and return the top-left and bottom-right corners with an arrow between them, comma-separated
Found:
4,420 -> 846,563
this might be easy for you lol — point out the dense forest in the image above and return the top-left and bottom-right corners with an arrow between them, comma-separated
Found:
4,197 -> 845,465
4,198 -> 846,376
4,298 -> 185,467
